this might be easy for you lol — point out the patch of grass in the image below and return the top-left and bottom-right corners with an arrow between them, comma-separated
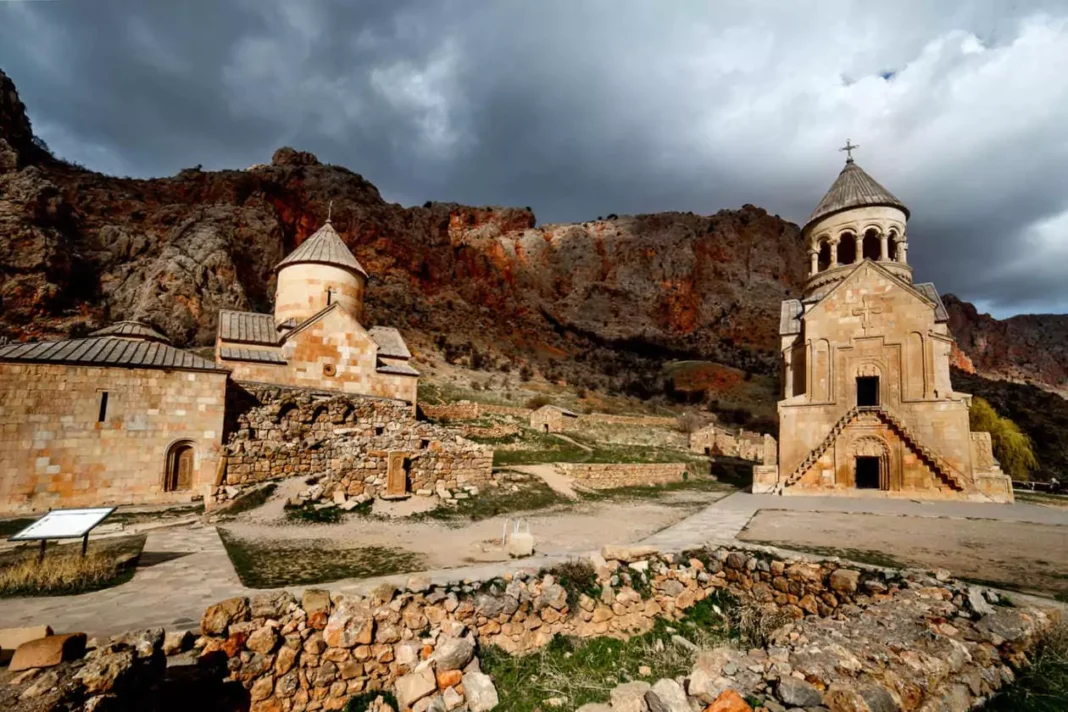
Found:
414,478 -> 571,523
345,691 -> 398,712
0,517 -> 37,539
284,502 -> 344,524
986,622 -> 1068,711
0,535 -> 145,597
489,427 -> 703,468
743,541 -> 906,570
217,529 -> 424,588
481,595 -> 732,711
582,475 -> 734,502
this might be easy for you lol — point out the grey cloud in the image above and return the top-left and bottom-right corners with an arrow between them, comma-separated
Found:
1,0 -> 1067,315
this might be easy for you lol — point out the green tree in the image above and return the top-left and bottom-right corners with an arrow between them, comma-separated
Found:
970,397 -> 1039,480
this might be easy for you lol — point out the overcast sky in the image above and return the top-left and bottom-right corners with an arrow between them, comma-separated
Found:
2,1 -> 1067,317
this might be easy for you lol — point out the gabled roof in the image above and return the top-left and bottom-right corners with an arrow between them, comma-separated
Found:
779,300 -> 803,336
219,347 -> 286,364
0,337 -> 227,373
913,283 -> 949,323
805,160 -> 909,230
90,320 -> 170,343
377,358 -> 420,377
368,326 -> 411,359
803,260 -> 937,323
276,221 -> 368,277
218,310 -> 278,346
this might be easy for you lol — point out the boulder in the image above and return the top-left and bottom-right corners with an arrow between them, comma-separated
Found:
828,569 -> 860,594
0,625 -> 53,665
396,668 -> 437,709
705,689 -> 752,712
73,650 -> 135,694
162,630 -> 194,656
462,671 -> 500,711
601,545 -> 658,563
431,637 -> 475,671
777,676 -> 822,707
251,590 -> 295,619
645,679 -> 690,712
201,597 -> 250,636
323,602 -> 374,648
302,589 -> 332,628
610,681 -> 651,712
9,633 -> 87,671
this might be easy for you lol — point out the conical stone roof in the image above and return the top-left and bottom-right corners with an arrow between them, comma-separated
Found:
276,221 -> 368,277
805,160 -> 909,230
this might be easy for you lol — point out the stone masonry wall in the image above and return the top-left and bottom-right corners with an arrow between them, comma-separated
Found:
0,362 -> 227,514
554,462 -> 689,489
223,384 -> 492,500
195,544 -> 1052,712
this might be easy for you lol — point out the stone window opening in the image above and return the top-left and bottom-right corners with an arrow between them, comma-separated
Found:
421,439 -> 430,449
165,441 -> 195,492
862,230 -> 881,261
375,426 -> 384,436
817,240 -> 832,271
98,392 -> 109,423
837,233 -> 857,265
857,376 -> 879,407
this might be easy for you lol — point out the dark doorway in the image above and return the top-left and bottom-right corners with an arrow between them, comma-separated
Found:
855,457 -> 881,489
856,376 -> 879,406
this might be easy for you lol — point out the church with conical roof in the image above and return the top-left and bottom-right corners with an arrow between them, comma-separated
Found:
753,146 -> 1014,502
215,218 -> 418,406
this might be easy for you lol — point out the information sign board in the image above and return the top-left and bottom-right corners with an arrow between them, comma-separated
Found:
8,507 -> 116,541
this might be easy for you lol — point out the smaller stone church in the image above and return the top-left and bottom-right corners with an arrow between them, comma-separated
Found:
755,151 -> 1013,502
0,218 -> 489,514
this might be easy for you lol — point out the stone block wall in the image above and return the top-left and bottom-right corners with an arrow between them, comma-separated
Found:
196,544 -> 1050,712
578,413 -> 678,428
0,363 -> 227,514
222,384 -> 493,500
421,401 -> 529,421
691,425 -> 775,464
554,462 -> 690,489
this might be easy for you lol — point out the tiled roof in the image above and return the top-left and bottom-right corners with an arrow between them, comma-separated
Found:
779,299 -> 803,336
218,310 -> 279,346
219,347 -> 287,364
377,358 -> 420,377
0,337 -> 226,373
90,320 -> 170,343
276,221 -> 368,277
913,282 -> 949,323
806,160 -> 909,230
368,326 -> 411,359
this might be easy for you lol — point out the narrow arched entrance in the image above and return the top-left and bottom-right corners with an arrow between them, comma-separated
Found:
852,437 -> 889,491
165,441 -> 195,492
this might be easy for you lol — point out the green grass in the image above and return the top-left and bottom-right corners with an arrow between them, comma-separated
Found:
413,478 -> 571,523
484,427 -> 704,467
581,475 -> 735,502
346,691 -> 398,712
481,595 -> 732,711
985,622 -> 1068,711
217,528 -> 424,588
0,534 -> 146,597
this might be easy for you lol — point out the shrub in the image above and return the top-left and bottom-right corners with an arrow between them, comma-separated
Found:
676,412 -> 703,434
525,394 -> 552,410
970,397 -> 1038,480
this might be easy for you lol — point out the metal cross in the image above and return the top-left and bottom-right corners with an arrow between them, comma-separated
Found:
853,296 -> 883,334
839,139 -> 859,162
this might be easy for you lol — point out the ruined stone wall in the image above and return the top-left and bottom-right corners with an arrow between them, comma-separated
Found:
577,413 -> 678,428
421,401 -> 529,421
554,462 -> 689,489
690,425 -> 773,463
0,362 -> 227,514
222,384 -> 492,500
196,544 -> 1048,712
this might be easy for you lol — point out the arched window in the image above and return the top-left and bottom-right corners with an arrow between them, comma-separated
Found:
165,441 -> 195,492
862,229 -> 881,261
837,232 -> 856,265
817,239 -> 832,270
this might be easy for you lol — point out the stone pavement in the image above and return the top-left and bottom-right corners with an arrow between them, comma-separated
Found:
3,491 -> 1066,637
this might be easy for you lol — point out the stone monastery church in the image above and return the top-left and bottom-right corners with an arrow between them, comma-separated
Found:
753,149 -> 1014,503
0,219 -> 431,513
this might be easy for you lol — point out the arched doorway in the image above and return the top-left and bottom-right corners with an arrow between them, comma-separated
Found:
165,441 -> 195,492
852,437 -> 889,490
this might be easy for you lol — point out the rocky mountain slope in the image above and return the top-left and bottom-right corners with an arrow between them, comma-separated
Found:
1,67 -> 1066,400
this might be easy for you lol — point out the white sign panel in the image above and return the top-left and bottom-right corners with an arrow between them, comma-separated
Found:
8,507 -> 115,541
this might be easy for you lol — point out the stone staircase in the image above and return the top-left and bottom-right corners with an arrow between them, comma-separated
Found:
779,405 -> 966,493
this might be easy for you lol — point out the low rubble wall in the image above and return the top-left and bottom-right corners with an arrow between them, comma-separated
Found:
221,384 -> 493,503
555,462 -> 689,489
190,544 -> 1054,712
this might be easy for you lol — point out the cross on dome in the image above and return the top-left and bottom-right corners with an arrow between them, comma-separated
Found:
839,139 -> 860,163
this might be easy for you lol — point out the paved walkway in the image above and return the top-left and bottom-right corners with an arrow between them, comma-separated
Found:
3,491 -> 1066,636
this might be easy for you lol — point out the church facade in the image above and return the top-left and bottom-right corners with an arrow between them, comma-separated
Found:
753,153 -> 1014,502
0,219 -> 420,513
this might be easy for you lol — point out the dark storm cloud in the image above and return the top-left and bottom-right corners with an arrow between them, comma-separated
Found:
2,0 -> 1067,315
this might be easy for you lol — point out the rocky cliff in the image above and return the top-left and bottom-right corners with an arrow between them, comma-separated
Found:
1,68 -> 1066,397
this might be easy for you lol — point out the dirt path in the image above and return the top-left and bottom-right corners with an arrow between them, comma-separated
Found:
510,464 -> 582,499
551,433 -> 593,452
738,509 -> 1068,598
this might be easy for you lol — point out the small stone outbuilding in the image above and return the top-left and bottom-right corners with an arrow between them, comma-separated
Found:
530,405 -> 578,433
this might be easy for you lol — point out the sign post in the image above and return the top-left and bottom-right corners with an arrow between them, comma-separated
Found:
9,507 -> 116,562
